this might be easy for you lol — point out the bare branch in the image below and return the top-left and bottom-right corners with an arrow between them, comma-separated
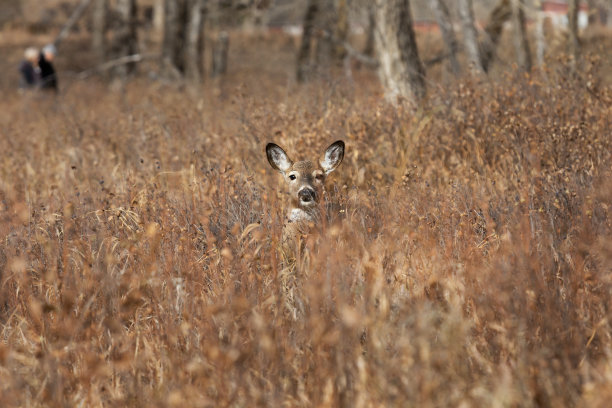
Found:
53,0 -> 94,47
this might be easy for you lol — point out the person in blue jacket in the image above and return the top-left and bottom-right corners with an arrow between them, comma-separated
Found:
18,47 -> 40,89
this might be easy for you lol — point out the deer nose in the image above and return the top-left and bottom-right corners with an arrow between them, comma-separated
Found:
298,187 -> 317,203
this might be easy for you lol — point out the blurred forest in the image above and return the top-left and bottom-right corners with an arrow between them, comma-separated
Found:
1,0 -> 611,92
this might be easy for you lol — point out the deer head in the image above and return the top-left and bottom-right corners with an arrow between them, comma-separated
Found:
266,140 -> 345,221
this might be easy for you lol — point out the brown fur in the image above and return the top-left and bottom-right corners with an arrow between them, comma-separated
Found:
266,141 -> 345,262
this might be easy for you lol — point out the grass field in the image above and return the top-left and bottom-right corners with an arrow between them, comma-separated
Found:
0,27 -> 611,407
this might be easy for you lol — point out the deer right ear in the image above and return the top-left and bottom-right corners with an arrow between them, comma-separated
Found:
266,143 -> 293,173
320,140 -> 345,174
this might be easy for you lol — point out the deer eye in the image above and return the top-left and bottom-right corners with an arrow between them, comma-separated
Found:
314,172 -> 324,181
288,174 -> 297,181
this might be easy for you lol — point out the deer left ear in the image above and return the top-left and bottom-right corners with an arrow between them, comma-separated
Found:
320,140 -> 345,174
266,142 -> 293,173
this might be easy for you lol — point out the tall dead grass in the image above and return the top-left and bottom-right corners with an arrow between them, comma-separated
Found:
0,48 -> 611,407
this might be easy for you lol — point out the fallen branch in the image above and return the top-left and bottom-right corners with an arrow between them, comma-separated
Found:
342,40 -> 379,68
77,53 -> 160,79
423,43 -> 468,67
424,52 -> 453,67
321,29 -> 378,68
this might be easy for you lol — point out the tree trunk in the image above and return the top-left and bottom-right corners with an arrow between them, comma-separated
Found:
212,31 -> 229,77
174,1 -> 188,73
296,0 -> 348,82
363,4 -> 376,57
184,0 -> 205,83
162,0 -> 205,81
314,0 -> 334,70
162,0 -> 179,77
585,0 -> 605,25
481,0 -> 512,72
511,0 -> 532,71
534,6 -> 546,67
112,0 -> 138,78
568,0 -> 580,62
374,0 -> 426,103
296,0 -> 318,82
91,0 -> 107,64
153,0 -> 164,33
333,0 -> 348,60
457,0 -> 484,74
430,0 -> 460,75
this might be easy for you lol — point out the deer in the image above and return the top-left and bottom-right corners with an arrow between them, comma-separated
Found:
266,140 -> 345,263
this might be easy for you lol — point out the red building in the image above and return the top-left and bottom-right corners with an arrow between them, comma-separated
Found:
541,1 -> 589,29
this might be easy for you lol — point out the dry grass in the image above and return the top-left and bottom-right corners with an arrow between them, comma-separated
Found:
1,30 -> 612,407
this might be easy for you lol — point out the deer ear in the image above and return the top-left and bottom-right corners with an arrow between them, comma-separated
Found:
266,143 -> 293,173
320,140 -> 345,174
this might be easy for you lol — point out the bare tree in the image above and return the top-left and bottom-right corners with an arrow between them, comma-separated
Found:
111,0 -> 138,77
374,0 -> 426,102
296,0 -> 346,82
511,0 -> 532,71
162,0 -> 206,81
481,0 -> 512,72
212,31 -> 229,77
162,0 -> 180,77
315,0 -> 335,69
184,0 -> 205,82
534,4 -> 546,67
568,0 -> 580,61
363,3 -> 376,57
54,0 -> 93,47
153,0 -> 164,32
296,0 -> 318,82
458,0 -> 484,73
91,0 -> 107,64
585,0 -> 608,25
333,0 -> 349,60
430,0 -> 461,75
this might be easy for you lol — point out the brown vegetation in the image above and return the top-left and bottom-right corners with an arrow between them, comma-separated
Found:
1,30 -> 612,407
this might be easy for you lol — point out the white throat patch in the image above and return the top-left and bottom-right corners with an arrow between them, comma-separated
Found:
289,208 -> 313,222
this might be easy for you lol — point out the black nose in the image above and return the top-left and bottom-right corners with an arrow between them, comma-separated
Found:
298,188 -> 316,203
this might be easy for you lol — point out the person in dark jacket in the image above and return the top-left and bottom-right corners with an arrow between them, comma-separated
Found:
18,47 -> 40,89
39,44 -> 58,91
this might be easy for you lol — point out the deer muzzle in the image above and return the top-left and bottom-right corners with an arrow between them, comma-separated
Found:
298,187 -> 317,206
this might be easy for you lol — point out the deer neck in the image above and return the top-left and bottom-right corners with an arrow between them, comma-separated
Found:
288,206 -> 321,224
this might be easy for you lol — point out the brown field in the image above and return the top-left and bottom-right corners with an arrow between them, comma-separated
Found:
1,27 -> 612,407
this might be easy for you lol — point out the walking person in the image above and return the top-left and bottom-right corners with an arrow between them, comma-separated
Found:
39,44 -> 58,92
